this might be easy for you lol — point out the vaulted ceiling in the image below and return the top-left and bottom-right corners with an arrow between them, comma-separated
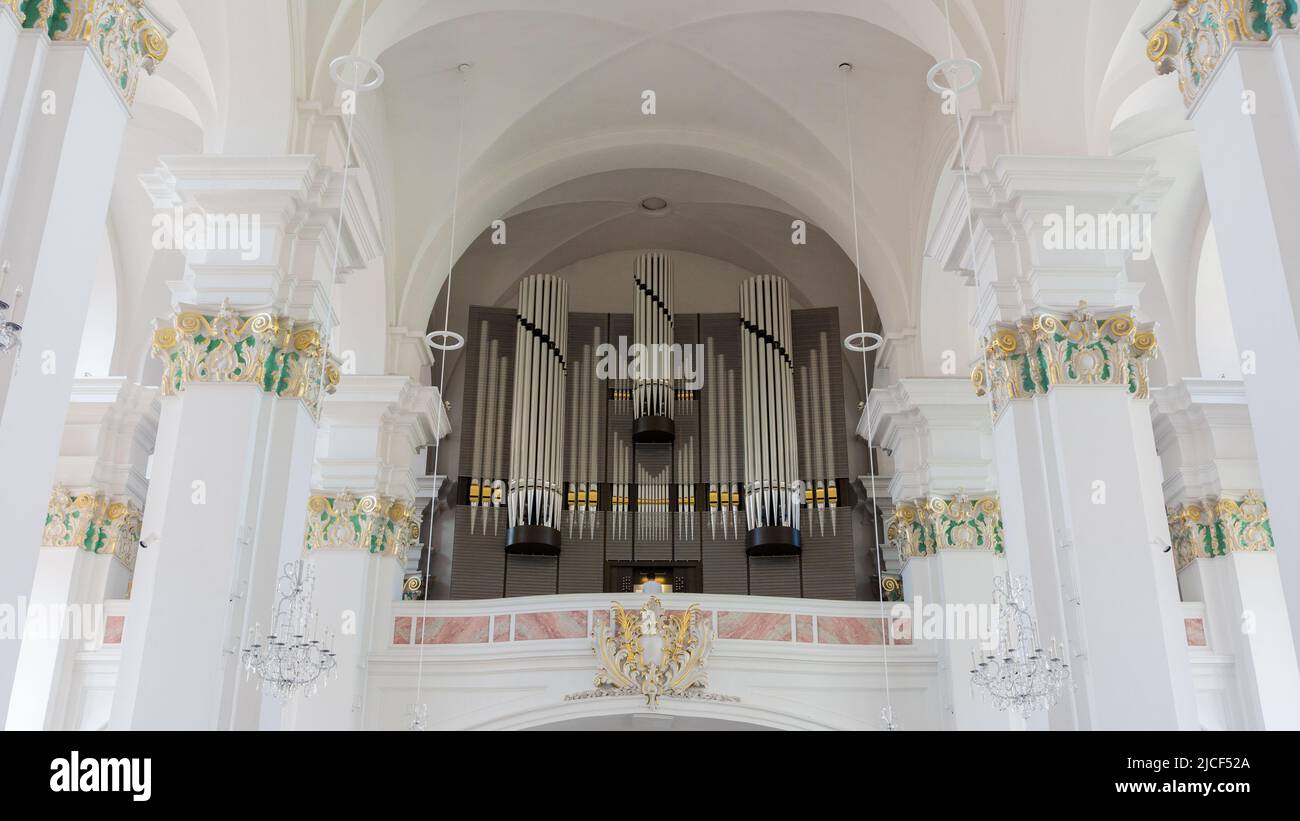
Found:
96,0 -> 1223,387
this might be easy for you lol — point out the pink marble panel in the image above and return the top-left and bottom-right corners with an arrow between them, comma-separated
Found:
492,614 -> 511,643
514,610 -> 588,641
890,618 -> 913,646
392,616 -> 412,645
717,611 -> 792,641
593,610 -> 610,634
416,616 -> 490,644
103,615 -> 125,645
1185,617 -> 1207,647
816,616 -> 885,645
796,615 -> 814,643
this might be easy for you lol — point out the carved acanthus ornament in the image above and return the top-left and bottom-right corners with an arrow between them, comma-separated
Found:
1147,0 -> 1298,106
303,492 -> 422,563
971,303 -> 1158,418
151,302 -> 340,413
17,1 -> 169,106
1168,490 -> 1275,572
43,485 -> 141,571
567,597 -> 735,709
886,492 -> 1004,563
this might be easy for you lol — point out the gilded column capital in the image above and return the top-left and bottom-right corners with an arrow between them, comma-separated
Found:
886,492 -> 1004,564
42,484 -> 141,571
972,302 -> 1158,418
1168,490 -> 1275,572
303,492 -> 422,563
1146,0 -> 1297,107
150,301 -> 340,413
19,1 -> 170,106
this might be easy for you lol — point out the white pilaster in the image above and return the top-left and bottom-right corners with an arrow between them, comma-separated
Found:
0,36 -> 132,717
283,375 -> 445,730
935,155 -> 1198,729
1152,378 -> 1300,729
868,378 -> 1011,730
109,153 -> 362,729
1183,30 -> 1300,668
5,378 -> 156,729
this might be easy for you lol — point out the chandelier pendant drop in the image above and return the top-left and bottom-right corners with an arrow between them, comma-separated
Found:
407,702 -> 428,732
240,560 -> 337,699
0,262 -> 23,355
970,574 -> 1071,717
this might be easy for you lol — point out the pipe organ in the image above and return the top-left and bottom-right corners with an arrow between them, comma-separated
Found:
739,275 -> 802,555
631,251 -> 675,443
505,274 -> 569,556
450,252 -> 857,600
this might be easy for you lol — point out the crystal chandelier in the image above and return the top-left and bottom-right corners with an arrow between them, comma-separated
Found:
0,262 -> 22,355
970,574 -> 1070,717
407,702 -> 428,732
241,560 -> 337,699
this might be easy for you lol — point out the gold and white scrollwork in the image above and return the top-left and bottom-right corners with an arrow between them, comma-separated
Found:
151,301 -> 340,413
303,491 -> 423,563
972,302 -> 1158,418
578,597 -> 725,709
1168,490 -> 1275,572
43,485 -> 142,571
17,0 -> 171,106
1147,0 -> 1296,107
886,492 -> 1003,564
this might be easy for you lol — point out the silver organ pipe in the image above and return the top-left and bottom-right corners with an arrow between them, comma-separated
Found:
586,326 -> 600,539
477,338 -> 500,535
469,321 -> 490,535
817,332 -> 839,534
506,274 -> 568,555
491,357 -> 507,534
632,251 -> 676,443
740,275 -> 801,555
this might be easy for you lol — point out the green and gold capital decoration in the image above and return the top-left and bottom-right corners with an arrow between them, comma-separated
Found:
971,302 -> 1158,418
1168,490 -> 1275,572
1147,1 -> 1298,106
886,492 -> 1004,563
151,302 -> 340,413
16,1 -> 168,105
303,492 -> 422,563
42,485 -> 141,571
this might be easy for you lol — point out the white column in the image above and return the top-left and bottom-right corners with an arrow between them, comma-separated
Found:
1189,34 -> 1300,667
1153,378 -> 1300,729
0,11 -> 166,714
110,154 -> 364,729
931,155 -> 1198,729
0,9 -> 47,235
282,375 -> 446,730
868,378 -> 1012,730
5,379 -> 156,729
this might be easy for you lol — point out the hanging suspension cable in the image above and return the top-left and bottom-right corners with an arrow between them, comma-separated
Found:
838,61 -> 896,731
411,61 -> 472,731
